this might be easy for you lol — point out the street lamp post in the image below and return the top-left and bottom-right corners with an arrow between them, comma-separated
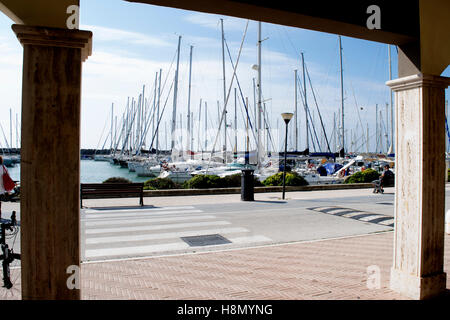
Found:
281,113 -> 293,200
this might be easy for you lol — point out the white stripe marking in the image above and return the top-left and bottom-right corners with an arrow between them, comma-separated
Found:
85,235 -> 272,258
84,215 -> 216,227
357,215 -> 383,222
85,227 -> 249,244
378,219 -> 395,226
85,221 -> 231,234
83,209 -> 203,219
340,211 -> 365,218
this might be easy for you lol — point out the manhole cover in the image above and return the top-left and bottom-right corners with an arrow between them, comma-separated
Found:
377,202 -> 393,205
181,234 -> 232,247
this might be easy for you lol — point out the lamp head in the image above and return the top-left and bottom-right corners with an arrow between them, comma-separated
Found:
281,112 -> 293,124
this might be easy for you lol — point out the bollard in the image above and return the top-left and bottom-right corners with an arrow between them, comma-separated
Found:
241,169 -> 255,201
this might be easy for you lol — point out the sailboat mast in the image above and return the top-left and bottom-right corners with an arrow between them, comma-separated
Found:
294,69 -> 298,151
375,104 -> 378,153
110,103 -> 114,151
198,99 -> 202,153
338,35 -> 345,153
205,101 -> 208,152
366,123 -> 369,153
388,44 -> 394,154
9,108 -> 12,151
253,78 -> 257,131
234,87 -> 238,159
156,69 -> 162,156
246,97 -> 250,164
171,35 -> 182,151
190,111 -> 194,157
221,19 -> 227,164
16,113 -> 18,149
114,116 -> 117,152
301,52 -> 309,151
257,21 -> 262,167
386,103 -> 389,152
152,73 -> 157,152
187,45 -> 193,158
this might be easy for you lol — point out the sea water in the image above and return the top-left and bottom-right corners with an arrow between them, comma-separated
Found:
6,160 -> 151,183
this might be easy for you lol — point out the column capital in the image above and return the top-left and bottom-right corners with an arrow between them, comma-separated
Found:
386,73 -> 450,92
12,24 -> 92,62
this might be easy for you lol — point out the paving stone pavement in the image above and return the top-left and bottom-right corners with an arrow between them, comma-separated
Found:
5,231 -> 449,300
79,232 -> 450,300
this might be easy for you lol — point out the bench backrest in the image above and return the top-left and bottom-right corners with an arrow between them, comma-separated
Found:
81,183 -> 144,191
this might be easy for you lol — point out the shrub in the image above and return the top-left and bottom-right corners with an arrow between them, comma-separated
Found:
448,169 -> 450,182
183,175 -> 224,189
144,178 -> 180,190
345,168 -> 380,184
262,171 -> 308,187
221,174 -> 242,188
103,177 -> 132,184
182,173 -> 264,189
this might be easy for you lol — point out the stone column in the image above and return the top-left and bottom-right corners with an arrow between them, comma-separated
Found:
12,25 -> 92,300
387,73 -> 450,300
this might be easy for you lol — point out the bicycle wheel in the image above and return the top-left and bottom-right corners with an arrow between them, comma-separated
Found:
0,219 -> 21,299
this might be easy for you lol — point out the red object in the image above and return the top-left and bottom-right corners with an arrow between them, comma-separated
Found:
2,165 -> 15,192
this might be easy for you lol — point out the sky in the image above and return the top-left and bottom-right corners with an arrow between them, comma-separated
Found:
0,0 -> 448,153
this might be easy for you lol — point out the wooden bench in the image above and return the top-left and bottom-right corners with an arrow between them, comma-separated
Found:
80,183 -> 144,208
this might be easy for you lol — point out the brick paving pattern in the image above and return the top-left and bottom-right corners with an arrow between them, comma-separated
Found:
3,232 -> 449,300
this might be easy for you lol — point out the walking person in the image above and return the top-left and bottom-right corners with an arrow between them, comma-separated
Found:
0,156 -> 15,220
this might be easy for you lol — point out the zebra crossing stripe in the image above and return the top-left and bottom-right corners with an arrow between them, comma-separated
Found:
84,215 -> 216,227
86,227 -> 249,245
348,213 -> 382,221
308,206 -> 394,227
332,210 -> 361,216
340,211 -> 367,218
377,219 -> 395,226
84,235 -> 272,258
85,221 -> 231,235
316,207 -> 346,213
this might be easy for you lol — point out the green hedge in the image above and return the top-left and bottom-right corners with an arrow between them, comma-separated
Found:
262,171 -> 308,187
344,168 -> 380,184
102,177 -> 133,184
182,173 -> 263,189
144,178 -> 181,190
183,174 -> 224,189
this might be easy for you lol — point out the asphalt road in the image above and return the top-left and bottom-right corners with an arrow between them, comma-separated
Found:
80,188 -> 401,262
3,185 -> 450,263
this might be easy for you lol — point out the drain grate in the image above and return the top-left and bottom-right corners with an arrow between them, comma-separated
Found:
181,234 -> 232,247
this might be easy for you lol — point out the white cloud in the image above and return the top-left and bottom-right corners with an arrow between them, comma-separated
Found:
81,24 -> 173,48
184,12 -> 251,32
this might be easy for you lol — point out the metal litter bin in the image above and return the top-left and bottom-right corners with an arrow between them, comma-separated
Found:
241,169 -> 254,201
